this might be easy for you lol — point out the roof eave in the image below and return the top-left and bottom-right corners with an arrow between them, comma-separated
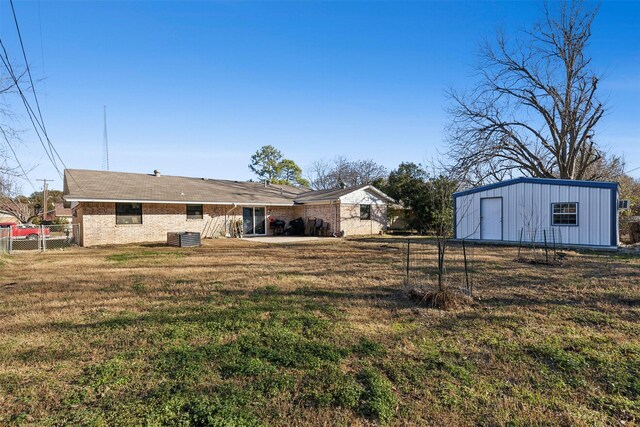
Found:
453,177 -> 619,198
64,197 -> 297,207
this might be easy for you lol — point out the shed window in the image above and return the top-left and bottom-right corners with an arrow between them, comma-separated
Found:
116,203 -> 142,225
360,204 -> 371,220
552,203 -> 577,226
187,204 -> 203,219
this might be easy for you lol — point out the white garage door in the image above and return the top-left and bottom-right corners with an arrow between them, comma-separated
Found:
480,197 -> 502,240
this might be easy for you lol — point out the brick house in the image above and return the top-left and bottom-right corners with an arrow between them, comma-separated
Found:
63,169 -> 393,246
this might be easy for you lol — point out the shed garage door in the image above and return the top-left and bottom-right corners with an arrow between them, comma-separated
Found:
480,197 -> 502,240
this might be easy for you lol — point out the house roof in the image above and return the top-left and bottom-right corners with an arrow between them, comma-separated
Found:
63,169 -> 309,206
453,177 -> 618,198
63,169 -> 394,206
294,184 -> 394,203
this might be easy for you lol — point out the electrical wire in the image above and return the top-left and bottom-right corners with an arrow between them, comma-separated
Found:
37,0 -> 46,106
1,0 -> 84,191
9,0 -> 53,164
0,126 -> 38,192
0,41 -> 59,171
0,21 -> 83,191
626,165 -> 640,174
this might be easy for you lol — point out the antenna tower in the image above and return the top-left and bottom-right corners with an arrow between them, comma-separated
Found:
102,105 -> 110,170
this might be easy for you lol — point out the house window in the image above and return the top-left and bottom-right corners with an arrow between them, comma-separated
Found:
360,204 -> 371,220
116,203 -> 142,224
551,203 -> 578,226
187,204 -> 203,220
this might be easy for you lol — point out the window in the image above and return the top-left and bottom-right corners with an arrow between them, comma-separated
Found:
360,204 -> 371,220
552,203 -> 577,226
186,204 -> 203,220
116,203 -> 142,224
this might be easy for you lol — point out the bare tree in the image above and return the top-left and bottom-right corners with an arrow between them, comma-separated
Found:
307,156 -> 387,190
447,1 -> 612,184
1,60 -> 30,180
0,173 -> 34,223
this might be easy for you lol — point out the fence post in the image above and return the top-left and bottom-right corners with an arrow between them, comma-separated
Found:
8,232 -> 12,254
405,239 -> 411,287
517,228 -> 524,259
543,229 -> 548,263
462,239 -> 471,296
437,239 -> 443,290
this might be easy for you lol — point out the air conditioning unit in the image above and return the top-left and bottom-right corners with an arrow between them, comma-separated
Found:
618,200 -> 631,210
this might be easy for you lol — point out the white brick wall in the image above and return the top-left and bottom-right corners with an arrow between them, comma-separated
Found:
339,203 -> 386,236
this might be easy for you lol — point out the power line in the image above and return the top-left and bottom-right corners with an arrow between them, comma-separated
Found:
0,126 -> 37,192
0,72 -> 83,196
0,42 -> 58,171
9,0 -> 53,163
626,165 -> 640,174
0,6 -> 84,193
36,0 -> 46,107
0,58 -> 76,187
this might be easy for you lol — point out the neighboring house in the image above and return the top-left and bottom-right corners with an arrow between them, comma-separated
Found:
53,203 -> 73,224
0,211 -> 20,223
63,169 -> 393,246
387,203 -> 411,232
454,177 -> 619,249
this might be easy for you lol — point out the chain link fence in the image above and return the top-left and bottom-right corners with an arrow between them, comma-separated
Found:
0,228 -> 9,255
1,224 -> 81,253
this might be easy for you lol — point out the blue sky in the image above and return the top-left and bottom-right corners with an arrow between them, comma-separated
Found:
1,1 -> 639,192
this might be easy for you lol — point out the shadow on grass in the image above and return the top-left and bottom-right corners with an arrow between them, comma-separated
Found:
38,284 -> 412,336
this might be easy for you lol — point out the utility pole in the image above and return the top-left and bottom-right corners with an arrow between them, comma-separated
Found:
36,179 -> 53,221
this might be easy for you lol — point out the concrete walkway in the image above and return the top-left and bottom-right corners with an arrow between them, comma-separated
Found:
241,236 -> 321,243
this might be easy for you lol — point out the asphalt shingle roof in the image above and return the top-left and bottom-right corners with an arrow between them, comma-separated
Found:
294,185 -> 370,202
64,169 -> 393,205
64,169 -> 308,205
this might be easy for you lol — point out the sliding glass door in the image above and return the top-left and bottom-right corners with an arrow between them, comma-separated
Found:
242,207 -> 266,235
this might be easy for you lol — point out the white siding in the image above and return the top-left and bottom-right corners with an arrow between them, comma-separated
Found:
339,188 -> 387,205
455,181 -> 617,247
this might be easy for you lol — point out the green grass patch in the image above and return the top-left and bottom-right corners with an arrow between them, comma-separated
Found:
2,240 -> 639,425
106,250 -> 186,263
358,367 -> 397,425
352,337 -> 386,357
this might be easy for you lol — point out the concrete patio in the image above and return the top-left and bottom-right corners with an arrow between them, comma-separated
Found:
240,236 -> 322,243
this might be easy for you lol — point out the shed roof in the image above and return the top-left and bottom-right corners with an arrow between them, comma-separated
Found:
453,177 -> 618,198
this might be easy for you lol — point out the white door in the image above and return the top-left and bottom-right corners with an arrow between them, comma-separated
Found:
480,197 -> 502,240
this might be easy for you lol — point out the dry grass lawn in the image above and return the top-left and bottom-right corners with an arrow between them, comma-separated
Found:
0,238 -> 639,426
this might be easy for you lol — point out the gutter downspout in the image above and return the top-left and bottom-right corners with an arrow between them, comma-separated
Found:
334,200 -> 340,237
225,204 -> 238,237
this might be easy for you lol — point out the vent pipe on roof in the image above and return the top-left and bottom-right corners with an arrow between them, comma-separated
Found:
153,169 -> 161,177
